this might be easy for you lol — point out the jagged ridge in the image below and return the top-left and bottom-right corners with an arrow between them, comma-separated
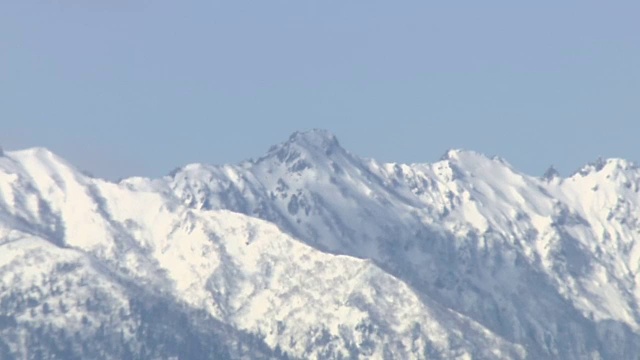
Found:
1,129 -> 640,359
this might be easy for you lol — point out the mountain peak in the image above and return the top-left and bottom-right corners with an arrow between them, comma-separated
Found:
9,147 -> 69,167
286,129 -> 340,150
439,148 -> 494,162
440,148 -> 466,161
542,165 -> 560,180
575,157 -> 638,177
439,148 -> 504,166
262,129 -> 346,166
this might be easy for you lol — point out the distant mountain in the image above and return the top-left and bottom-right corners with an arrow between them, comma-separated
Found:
1,130 -> 640,359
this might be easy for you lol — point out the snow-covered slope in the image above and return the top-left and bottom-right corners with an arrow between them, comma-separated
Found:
1,130 -> 640,359
160,130 -> 640,359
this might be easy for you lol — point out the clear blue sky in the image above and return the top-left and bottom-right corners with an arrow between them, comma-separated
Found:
1,1 -> 638,180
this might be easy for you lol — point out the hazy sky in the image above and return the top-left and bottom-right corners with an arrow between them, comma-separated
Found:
1,1 -> 638,180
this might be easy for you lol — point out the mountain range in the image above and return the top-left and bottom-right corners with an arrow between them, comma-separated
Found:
1,130 -> 640,359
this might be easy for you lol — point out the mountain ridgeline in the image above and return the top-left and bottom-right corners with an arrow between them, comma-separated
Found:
1,130 -> 640,359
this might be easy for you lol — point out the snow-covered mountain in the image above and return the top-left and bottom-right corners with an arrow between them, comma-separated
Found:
1,130 -> 640,359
